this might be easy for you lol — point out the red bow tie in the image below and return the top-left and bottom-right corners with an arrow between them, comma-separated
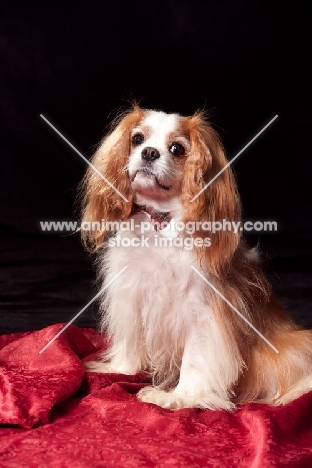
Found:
129,204 -> 172,231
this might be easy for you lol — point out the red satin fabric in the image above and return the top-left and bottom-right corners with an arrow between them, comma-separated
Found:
1,324 -> 312,467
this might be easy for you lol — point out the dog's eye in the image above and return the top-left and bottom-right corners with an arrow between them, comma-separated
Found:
132,133 -> 144,146
169,142 -> 185,157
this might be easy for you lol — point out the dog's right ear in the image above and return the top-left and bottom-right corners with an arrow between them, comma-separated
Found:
80,106 -> 144,251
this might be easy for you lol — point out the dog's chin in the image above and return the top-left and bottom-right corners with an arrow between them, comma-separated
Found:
130,170 -> 172,197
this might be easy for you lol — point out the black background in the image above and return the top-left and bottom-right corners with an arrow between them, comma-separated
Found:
1,0 -> 311,334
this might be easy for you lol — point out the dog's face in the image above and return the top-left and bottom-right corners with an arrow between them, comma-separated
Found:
128,111 -> 190,201
81,106 -> 242,271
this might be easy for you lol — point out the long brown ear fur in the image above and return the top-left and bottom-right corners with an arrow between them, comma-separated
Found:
80,106 -> 145,251
181,111 -> 242,277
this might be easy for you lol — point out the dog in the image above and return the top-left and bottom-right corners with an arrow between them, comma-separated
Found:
80,105 -> 312,410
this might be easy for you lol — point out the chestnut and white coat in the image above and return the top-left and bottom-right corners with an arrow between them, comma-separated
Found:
81,106 -> 312,410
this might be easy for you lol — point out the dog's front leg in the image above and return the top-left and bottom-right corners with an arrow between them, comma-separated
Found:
85,338 -> 148,375
138,319 -> 239,410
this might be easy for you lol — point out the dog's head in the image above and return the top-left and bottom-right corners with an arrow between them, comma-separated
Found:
81,105 -> 241,273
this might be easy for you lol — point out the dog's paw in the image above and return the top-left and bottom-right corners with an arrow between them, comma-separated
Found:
84,360 -> 119,373
272,377 -> 312,406
84,359 -> 144,374
137,386 -> 235,411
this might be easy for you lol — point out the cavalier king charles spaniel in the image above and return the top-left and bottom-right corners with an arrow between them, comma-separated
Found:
81,106 -> 312,410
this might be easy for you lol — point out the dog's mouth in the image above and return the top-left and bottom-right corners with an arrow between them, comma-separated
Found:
131,168 -> 171,191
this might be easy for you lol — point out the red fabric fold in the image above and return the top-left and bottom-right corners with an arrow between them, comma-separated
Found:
1,324 -> 312,467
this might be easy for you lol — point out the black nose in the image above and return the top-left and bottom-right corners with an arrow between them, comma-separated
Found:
141,147 -> 160,161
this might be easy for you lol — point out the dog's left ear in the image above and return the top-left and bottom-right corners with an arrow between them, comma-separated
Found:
181,112 -> 242,276
80,106 -> 144,251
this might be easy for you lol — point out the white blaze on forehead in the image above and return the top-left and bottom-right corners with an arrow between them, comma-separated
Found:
143,110 -> 180,130
138,111 -> 181,147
